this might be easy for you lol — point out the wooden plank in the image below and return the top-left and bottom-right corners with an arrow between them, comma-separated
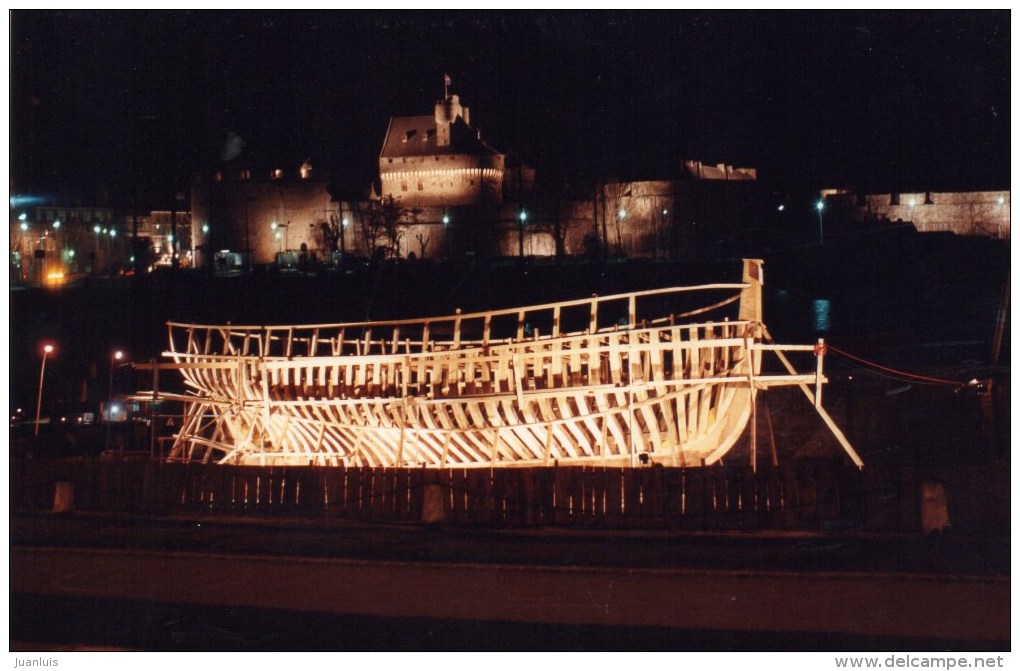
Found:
622,469 -> 642,528
642,467 -> 665,529
554,467 -> 572,524
661,468 -> 683,529
604,468 -> 624,527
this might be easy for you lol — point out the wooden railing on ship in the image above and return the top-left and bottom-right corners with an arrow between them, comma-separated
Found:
167,282 -> 747,360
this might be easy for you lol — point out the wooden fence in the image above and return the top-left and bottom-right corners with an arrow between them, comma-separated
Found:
9,458 -> 1009,535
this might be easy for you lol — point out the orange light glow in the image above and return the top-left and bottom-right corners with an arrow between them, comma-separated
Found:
43,271 -> 67,287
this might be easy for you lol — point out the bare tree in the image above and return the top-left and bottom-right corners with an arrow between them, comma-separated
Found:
354,195 -> 419,260
415,231 -> 431,259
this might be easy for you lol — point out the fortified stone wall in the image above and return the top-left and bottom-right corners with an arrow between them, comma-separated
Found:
858,191 -> 1010,239
379,153 -> 504,209
191,175 -> 334,266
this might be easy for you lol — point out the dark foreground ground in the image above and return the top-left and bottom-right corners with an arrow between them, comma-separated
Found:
10,511 -> 1010,651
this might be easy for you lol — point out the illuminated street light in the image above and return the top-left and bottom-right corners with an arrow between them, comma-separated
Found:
442,214 -> 450,226
619,208 -> 627,219
202,224 -> 209,234
105,350 -> 126,454
518,210 -> 527,258
19,213 -> 27,221
777,204 -> 785,212
34,344 -> 55,438
93,224 -> 101,234
816,200 -> 825,246
52,220 -> 61,229
20,222 -> 28,232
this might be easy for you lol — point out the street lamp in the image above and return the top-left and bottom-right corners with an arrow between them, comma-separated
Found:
518,210 -> 527,258
34,344 -> 54,437
105,350 -> 125,454
816,200 -> 825,246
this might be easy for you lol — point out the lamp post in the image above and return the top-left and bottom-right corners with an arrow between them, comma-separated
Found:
816,200 -> 825,246
105,350 -> 124,455
518,210 -> 527,258
93,224 -> 101,274
34,344 -> 54,437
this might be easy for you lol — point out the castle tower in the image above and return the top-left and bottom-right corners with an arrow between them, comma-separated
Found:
379,86 -> 504,210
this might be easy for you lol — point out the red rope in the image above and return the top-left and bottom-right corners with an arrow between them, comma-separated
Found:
824,344 -> 961,386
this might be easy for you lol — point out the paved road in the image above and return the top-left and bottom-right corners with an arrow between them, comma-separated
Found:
12,545 -> 1008,648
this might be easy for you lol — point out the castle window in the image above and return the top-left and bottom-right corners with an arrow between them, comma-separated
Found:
272,169 -> 283,179
418,181 -> 424,191
401,181 -> 408,192
241,169 -> 252,181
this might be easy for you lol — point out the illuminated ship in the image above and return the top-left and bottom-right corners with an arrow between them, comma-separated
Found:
158,259 -> 861,468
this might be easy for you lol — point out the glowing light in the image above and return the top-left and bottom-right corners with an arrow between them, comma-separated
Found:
777,205 -> 785,212
52,220 -> 61,229
43,344 -> 54,354
113,350 -> 124,362
44,271 -> 67,286
94,224 -> 101,234
816,201 -> 824,211
18,213 -> 27,221
519,211 -> 527,222
109,229 -> 117,238
20,222 -> 28,231
275,231 -> 281,240
68,250 -> 75,258
662,209 -> 668,215
442,215 -> 450,225
908,198 -> 916,207
271,221 -> 279,231
618,209 -> 626,219
167,233 -> 172,242
998,196 -> 1005,205
202,224 -> 209,233
342,218 -> 349,228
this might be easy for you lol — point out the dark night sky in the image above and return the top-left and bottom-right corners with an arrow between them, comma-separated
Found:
10,10 -> 1011,210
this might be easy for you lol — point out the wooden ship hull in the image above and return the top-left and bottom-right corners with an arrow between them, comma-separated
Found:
155,259 -> 861,468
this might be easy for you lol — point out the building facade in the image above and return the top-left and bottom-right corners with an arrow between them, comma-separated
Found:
190,161 -> 335,268
379,93 -> 505,210
855,191 -> 1010,239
